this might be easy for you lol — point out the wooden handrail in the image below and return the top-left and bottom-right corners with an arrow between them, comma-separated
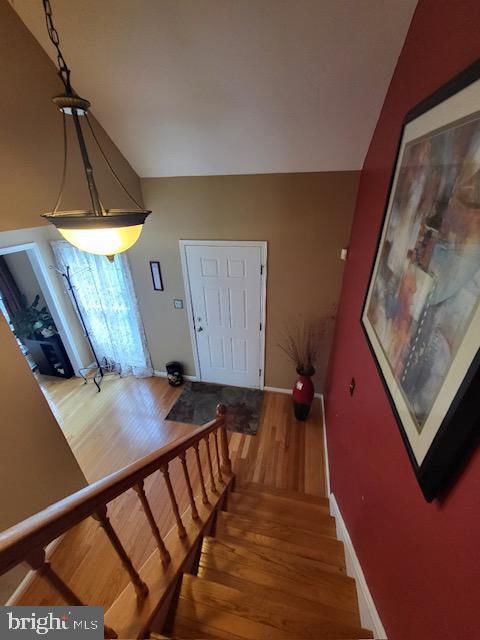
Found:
0,408 -> 228,575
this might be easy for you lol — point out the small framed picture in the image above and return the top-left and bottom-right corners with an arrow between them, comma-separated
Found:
149,261 -> 164,291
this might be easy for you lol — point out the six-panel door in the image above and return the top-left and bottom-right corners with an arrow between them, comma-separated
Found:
185,244 -> 263,388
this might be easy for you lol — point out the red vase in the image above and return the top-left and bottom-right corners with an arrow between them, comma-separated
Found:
292,366 -> 315,421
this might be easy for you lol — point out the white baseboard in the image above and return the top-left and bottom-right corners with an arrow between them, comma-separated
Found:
263,385 -> 322,399
319,394 -> 384,636
153,370 -> 198,382
329,494 -> 387,639
6,536 -> 64,605
320,394 -> 331,496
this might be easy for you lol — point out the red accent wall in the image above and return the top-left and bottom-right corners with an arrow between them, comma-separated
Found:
325,2 -> 480,638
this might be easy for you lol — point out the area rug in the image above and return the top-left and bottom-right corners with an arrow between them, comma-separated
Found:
166,381 -> 264,435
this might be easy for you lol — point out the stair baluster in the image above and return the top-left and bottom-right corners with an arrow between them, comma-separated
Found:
216,404 -> 232,475
204,434 -> 217,493
160,463 -> 187,538
26,549 -> 118,639
0,406 -> 233,640
179,451 -> 199,520
134,480 -> 171,565
193,442 -> 209,505
220,427 -> 232,474
213,430 -> 224,484
93,506 -> 149,599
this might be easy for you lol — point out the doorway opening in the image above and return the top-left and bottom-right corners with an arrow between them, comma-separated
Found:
0,245 -> 78,379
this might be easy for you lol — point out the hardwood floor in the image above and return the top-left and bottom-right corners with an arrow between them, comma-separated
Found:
229,391 -> 326,495
16,375 -> 327,609
38,374 -> 186,482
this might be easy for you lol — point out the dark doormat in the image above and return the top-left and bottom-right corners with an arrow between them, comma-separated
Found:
166,381 -> 264,435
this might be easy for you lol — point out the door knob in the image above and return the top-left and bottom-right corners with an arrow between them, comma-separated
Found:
197,326 -> 204,332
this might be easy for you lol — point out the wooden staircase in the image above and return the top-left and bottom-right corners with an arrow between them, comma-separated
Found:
1,403 -> 372,639
157,484 -> 373,639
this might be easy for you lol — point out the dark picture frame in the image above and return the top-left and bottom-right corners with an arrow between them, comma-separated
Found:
149,261 -> 164,291
361,59 -> 480,502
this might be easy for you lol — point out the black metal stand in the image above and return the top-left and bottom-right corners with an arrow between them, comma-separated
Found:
51,265 -> 116,392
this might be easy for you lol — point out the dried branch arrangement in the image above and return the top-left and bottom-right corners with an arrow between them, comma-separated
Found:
278,312 -> 335,375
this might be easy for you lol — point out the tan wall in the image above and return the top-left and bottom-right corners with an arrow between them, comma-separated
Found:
131,172 -> 359,390
0,313 -> 87,601
0,1 -> 144,367
0,314 -> 87,530
0,1 -> 143,600
0,0 -> 143,233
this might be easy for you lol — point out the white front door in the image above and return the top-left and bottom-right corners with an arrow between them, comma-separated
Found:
184,243 -> 264,388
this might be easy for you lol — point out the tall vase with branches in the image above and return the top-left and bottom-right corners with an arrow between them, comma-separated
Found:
278,313 -> 334,420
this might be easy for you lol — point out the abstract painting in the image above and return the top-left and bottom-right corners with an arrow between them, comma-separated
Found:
362,59 -> 480,501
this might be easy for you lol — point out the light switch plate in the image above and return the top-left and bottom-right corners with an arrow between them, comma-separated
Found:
173,299 -> 184,309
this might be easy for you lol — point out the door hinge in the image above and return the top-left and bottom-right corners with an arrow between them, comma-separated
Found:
260,265 -> 264,275
259,322 -> 262,331
259,368 -> 262,377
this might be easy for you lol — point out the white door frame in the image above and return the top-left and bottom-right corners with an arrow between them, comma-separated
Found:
0,242 -> 84,374
179,240 -> 267,389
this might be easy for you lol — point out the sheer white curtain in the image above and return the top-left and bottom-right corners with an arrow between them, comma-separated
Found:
51,240 -> 153,377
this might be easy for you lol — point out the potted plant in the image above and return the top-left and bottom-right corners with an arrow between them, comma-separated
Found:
9,294 -> 73,378
278,313 -> 334,420
9,294 -> 58,341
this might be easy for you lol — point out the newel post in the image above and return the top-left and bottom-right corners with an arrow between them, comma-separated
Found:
217,404 -> 232,475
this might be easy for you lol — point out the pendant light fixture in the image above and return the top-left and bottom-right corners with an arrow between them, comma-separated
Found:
41,0 -> 150,260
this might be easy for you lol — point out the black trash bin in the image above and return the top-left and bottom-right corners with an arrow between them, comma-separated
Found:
166,361 -> 184,387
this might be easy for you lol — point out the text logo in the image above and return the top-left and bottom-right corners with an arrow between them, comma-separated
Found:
0,607 -> 103,638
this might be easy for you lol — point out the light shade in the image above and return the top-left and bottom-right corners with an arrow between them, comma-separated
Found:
42,209 -> 150,259
58,224 -> 144,257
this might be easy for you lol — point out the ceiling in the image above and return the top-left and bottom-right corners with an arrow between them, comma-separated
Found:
12,0 -> 417,178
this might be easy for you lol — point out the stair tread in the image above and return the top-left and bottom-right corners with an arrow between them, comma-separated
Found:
241,483 -> 330,507
227,493 -> 336,535
216,511 -> 344,566
201,536 -> 358,615
226,505 -> 336,537
215,533 -> 347,576
176,573 -> 372,639
218,509 -> 338,543
203,535 -> 347,580
198,565 -> 361,627
205,532 -> 345,575
232,488 -> 330,515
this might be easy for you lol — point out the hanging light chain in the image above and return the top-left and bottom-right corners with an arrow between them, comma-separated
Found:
42,0 -> 72,92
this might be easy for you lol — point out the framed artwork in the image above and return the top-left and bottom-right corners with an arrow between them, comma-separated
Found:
362,59 -> 480,502
150,261 -> 164,291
